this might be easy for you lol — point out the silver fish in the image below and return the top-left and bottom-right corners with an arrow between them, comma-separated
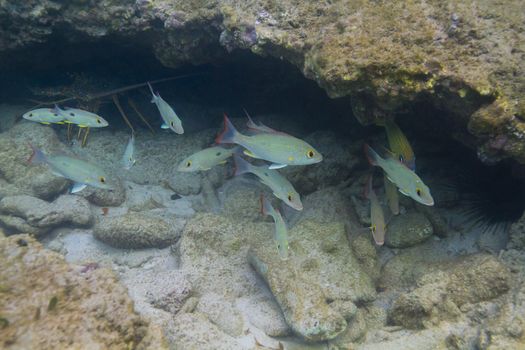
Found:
28,145 -> 113,192
148,82 -> 183,134
177,146 -> 234,172
261,195 -> 289,260
366,174 -> 386,246
54,105 -> 108,128
364,144 -> 434,206
121,133 -> 136,170
216,114 -> 322,169
23,108 -> 64,124
234,155 -> 303,211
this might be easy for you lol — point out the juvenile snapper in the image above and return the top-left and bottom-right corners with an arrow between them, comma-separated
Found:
23,108 -> 64,124
28,145 -> 113,193
177,146 -> 234,172
261,195 -> 289,260
233,155 -> 302,211
55,106 -> 109,128
217,114 -> 322,169
379,119 -> 415,170
364,144 -> 434,206
121,133 -> 136,170
148,82 -> 183,134
366,174 -> 386,246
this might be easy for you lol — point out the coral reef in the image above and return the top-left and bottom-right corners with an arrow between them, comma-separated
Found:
0,234 -> 166,349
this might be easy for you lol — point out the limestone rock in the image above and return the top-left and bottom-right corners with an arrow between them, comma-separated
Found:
0,123 -> 69,200
0,234 -> 167,349
165,312 -> 243,350
0,195 -> 92,236
81,175 -> 126,207
385,211 -> 434,248
94,212 -> 181,249
248,219 -> 376,341
388,254 -> 510,329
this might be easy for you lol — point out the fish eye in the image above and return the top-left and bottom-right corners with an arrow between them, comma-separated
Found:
186,160 -> 192,168
416,188 -> 422,196
399,155 -> 404,162
170,121 -> 174,127
277,244 -> 281,249
371,224 -> 376,232
53,113 -> 59,117
96,118 -> 101,124
99,176 -> 106,183
29,113 -> 33,117
287,194 -> 292,202
306,150 -> 315,158
69,113 -> 75,117
216,152 -> 222,156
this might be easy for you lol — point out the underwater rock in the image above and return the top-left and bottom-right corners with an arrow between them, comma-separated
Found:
299,186 -> 358,227
0,214 -> 49,236
384,211 -> 434,248
0,104 -> 28,132
196,293 -> 244,337
351,234 -> 381,283
165,312 -> 244,350
94,212 -> 180,249
0,124 -> 69,200
1,1 -> 525,164
248,219 -> 376,342
508,210 -> 525,250
167,172 -> 203,196
388,254 -> 510,329
0,234 -> 166,349
0,195 -> 92,235
81,175 -> 126,207
220,179 -> 271,221
178,213 -> 292,339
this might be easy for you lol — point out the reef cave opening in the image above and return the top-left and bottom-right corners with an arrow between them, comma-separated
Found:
1,39 -> 525,242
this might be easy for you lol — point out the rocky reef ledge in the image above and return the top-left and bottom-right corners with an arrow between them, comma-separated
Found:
1,1 -> 524,164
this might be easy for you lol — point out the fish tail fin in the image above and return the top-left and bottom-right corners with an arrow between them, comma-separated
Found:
216,113 -> 240,144
244,108 -> 258,129
260,194 -> 272,216
147,82 -> 156,102
27,144 -> 46,164
233,154 -> 252,176
363,143 -> 380,166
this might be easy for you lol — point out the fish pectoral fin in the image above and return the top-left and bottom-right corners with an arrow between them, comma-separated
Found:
51,171 -> 65,178
243,149 -> 259,158
269,163 -> 287,170
70,183 -> 87,194
161,123 -> 169,129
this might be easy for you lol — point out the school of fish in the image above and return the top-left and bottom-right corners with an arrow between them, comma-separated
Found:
22,82 -> 434,256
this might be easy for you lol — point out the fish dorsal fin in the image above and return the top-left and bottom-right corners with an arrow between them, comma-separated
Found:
269,164 -> 287,170
70,183 -> 87,193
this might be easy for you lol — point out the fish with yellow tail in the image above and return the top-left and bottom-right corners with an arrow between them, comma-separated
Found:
216,114 -> 322,169
260,195 -> 289,260
23,108 -> 65,125
177,146 -> 235,172
148,82 -> 184,134
28,144 -> 114,193
54,105 -> 109,128
364,144 -> 434,206
377,119 -> 415,170
234,154 -> 303,210
366,174 -> 386,245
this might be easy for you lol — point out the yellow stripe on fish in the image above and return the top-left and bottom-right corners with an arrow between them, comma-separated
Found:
177,146 -> 235,172
216,114 -> 322,169
364,144 -> 433,206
